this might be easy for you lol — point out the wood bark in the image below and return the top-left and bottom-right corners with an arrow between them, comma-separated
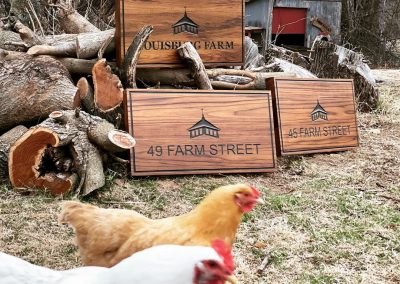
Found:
310,39 -> 379,111
0,30 -> 25,51
75,77 -> 95,113
177,42 -> 213,90
0,53 -> 77,132
8,110 -> 135,196
121,25 -> 153,88
0,125 -> 28,180
57,3 -> 100,34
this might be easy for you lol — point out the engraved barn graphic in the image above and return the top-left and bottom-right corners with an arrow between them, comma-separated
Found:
172,8 -> 199,35
188,110 -> 220,138
311,100 -> 328,121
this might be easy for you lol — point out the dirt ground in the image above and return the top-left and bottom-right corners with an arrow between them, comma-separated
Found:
0,70 -> 399,283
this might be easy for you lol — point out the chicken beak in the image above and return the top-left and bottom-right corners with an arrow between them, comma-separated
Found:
256,197 -> 265,204
225,274 -> 239,284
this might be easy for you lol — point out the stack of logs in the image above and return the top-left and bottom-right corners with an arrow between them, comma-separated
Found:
0,1 -> 379,196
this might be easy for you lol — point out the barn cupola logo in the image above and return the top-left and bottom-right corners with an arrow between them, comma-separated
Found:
172,7 -> 199,35
188,109 -> 220,139
311,100 -> 328,121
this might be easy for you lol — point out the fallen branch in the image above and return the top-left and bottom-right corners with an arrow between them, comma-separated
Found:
121,25 -> 153,88
178,42 -> 213,90
57,3 -> 100,34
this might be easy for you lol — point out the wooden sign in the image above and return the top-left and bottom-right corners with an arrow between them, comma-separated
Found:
116,0 -> 244,67
267,78 -> 359,155
125,90 -> 276,176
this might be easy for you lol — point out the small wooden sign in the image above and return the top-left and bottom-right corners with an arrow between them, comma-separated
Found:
125,90 -> 276,176
116,0 -> 244,67
267,78 -> 359,155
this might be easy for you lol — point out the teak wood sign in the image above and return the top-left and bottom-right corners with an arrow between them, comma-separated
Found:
116,0 -> 244,67
125,90 -> 276,176
266,78 -> 359,155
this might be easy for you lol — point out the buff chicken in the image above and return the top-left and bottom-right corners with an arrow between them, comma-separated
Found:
59,183 -> 264,267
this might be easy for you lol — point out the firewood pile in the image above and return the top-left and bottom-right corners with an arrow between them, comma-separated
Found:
0,1 -> 379,195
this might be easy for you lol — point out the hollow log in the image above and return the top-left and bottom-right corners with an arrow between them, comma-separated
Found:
309,39 -> 379,111
57,3 -> 100,34
92,59 -> 124,125
8,110 -> 135,196
0,53 -> 77,132
177,42 -> 213,90
0,125 -> 28,180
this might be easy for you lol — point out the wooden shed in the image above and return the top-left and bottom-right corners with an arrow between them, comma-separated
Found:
245,0 -> 342,51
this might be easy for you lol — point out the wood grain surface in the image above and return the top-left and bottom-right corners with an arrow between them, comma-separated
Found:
116,0 -> 244,67
125,89 -> 276,176
267,78 -> 359,155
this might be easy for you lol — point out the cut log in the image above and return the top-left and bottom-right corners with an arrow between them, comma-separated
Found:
76,29 -> 115,59
121,25 -> 153,88
57,3 -> 100,34
0,125 -> 28,180
309,39 -> 379,111
88,121 -> 136,153
92,59 -> 124,124
26,29 -> 115,58
137,68 -> 296,90
8,110 -> 135,196
177,42 -> 213,90
0,53 -> 77,132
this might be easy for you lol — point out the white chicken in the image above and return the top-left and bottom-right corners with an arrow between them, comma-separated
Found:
0,241 -> 237,284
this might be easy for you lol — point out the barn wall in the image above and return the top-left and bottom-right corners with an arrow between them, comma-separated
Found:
245,0 -> 342,48
273,0 -> 342,47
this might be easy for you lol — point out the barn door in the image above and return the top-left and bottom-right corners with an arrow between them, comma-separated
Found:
272,7 -> 307,47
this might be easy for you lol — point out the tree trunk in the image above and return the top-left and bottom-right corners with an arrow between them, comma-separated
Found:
0,125 -> 28,180
177,42 -> 213,90
0,53 -> 77,132
76,29 -> 115,59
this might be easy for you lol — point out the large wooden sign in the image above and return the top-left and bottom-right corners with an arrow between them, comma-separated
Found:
116,0 -> 244,67
267,78 -> 359,155
125,90 -> 276,176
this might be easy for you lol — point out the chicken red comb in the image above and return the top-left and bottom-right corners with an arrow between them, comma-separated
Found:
211,240 -> 235,273
249,185 -> 260,198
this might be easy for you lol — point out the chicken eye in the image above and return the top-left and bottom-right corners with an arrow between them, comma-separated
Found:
208,260 -> 218,268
